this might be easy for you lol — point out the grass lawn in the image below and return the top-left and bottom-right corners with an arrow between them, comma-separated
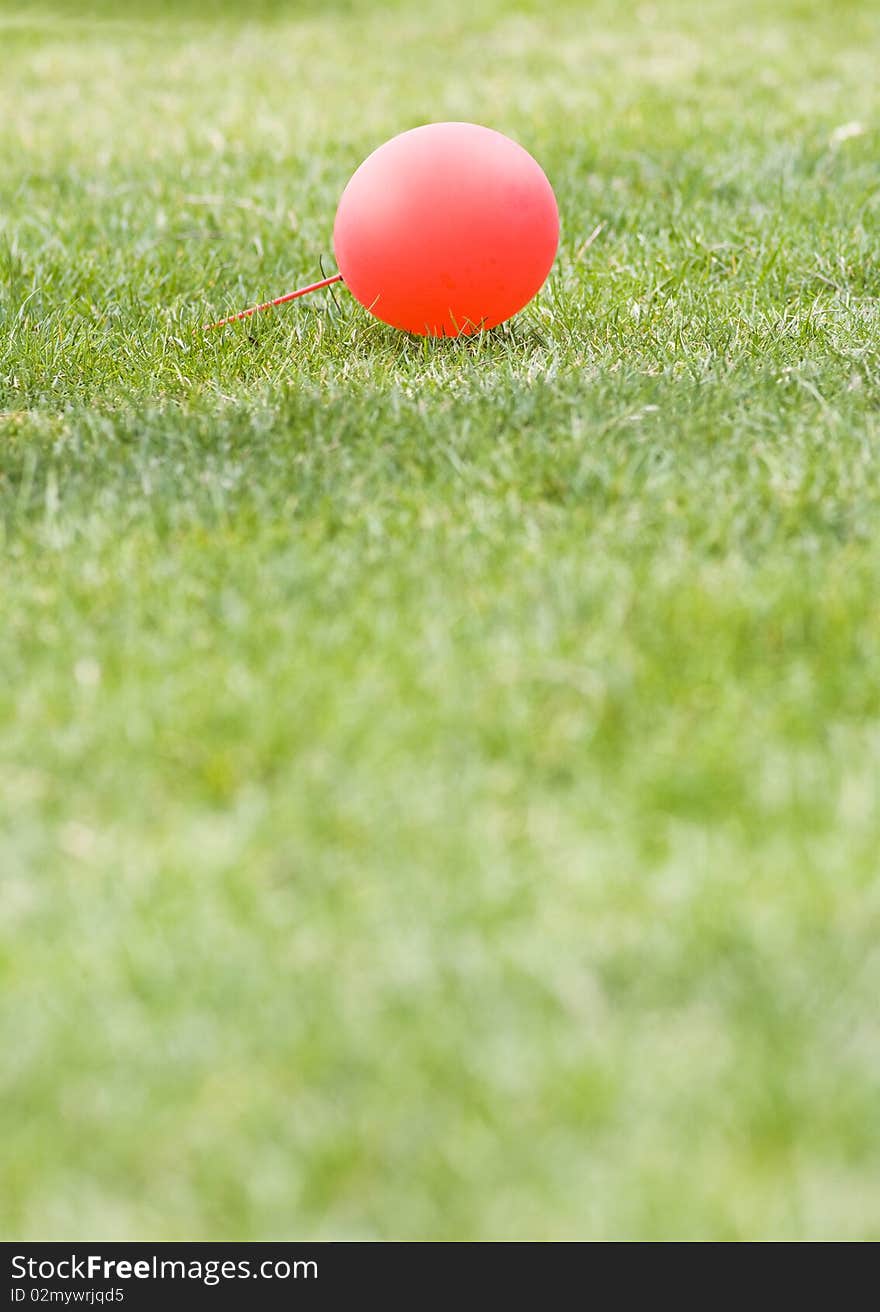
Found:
2,0 -> 880,1240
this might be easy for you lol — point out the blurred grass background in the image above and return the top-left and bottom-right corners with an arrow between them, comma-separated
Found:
1,0 -> 879,1238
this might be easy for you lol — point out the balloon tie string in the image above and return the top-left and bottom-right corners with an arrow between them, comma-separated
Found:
203,273 -> 344,331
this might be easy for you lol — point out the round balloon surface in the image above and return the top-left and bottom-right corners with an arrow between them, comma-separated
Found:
333,122 -> 559,337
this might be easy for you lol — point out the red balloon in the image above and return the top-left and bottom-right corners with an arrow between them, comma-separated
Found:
333,122 -> 559,337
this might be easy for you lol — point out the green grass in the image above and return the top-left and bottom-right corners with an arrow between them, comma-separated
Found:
2,0 -> 880,1240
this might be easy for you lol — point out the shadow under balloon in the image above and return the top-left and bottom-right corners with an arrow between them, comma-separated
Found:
340,307 -> 552,355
